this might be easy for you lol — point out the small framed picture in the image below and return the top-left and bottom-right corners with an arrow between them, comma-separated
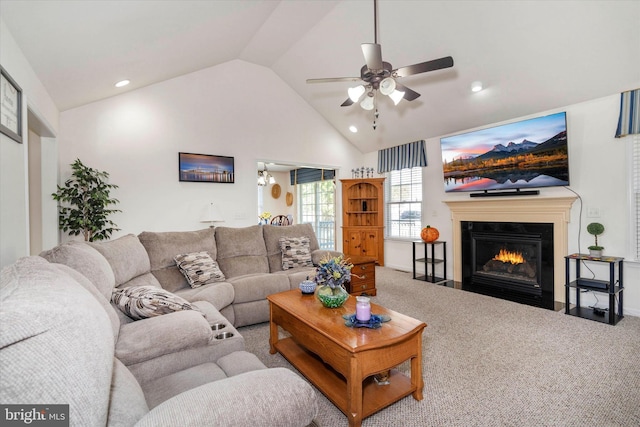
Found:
0,66 -> 23,143
179,152 -> 235,183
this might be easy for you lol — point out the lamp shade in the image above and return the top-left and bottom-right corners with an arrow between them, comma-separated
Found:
389,89 -> 405,105
379,77 -> 396,96
348,85 -> 366,102
360,95 -> 374,110
201,203 -> 224,225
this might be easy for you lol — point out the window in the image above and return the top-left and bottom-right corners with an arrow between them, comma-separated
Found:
298,180 -> 336,250
385,167 -> 422,239
630,135 -> 640,261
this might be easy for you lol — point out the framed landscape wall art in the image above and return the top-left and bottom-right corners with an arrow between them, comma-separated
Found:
179,152 -> 235,183
0,66 -> 23,143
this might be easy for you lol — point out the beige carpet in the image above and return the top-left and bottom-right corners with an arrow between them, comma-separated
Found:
240,267 -> 640,426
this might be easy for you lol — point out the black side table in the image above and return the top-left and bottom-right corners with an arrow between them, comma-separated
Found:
564,253 -> 624,325
412,241 -> 447,283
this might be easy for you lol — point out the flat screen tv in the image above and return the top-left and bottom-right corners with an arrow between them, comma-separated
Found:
441,112 -> 569,195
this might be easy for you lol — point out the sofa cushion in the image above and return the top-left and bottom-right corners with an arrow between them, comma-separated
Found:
89,234 -> 151,286
215,225 -> 269,278
174,251 -> 225,288
263,224 -> 320,272
139,229 -> 217,293
111,285 -> 204,320
216,350 -> 267,377
143,362 -> 227,409
136,368 -> 319,427
39,241 -> 115,299
139,228 -> 217,270
0,257 -> 114,426
115,309 -> 212,366
227,273 -> 290,304
108,358 -> 149,426
174,282 -> 235,312
53,263 -> 122,341
279,236 -> 313,270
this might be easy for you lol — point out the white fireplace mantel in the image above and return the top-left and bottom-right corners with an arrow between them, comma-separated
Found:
444,196 -> 577,304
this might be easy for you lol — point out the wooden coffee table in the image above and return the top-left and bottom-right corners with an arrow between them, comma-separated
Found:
267,289 -> 426,427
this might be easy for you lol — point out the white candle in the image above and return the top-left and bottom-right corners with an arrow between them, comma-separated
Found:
355,296 -> 371,322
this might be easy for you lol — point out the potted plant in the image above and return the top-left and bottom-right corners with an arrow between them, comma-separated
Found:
52,159 -> 120,241
586,222 -> 605,257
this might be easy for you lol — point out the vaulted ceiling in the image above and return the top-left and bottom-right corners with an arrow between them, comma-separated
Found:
2,0 -> 639,153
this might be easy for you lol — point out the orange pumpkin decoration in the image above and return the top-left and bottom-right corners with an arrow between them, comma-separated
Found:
420,225 -> 439,243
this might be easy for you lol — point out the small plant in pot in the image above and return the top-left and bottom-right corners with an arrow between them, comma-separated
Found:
586,222 -> 605,258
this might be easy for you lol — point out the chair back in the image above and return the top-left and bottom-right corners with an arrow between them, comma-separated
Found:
270,215 -> 292,226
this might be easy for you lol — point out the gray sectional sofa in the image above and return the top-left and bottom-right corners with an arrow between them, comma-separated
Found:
137,223 -> 337,327
0,223 -> 334,426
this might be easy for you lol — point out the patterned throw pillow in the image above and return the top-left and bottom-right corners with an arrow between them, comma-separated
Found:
111,285 -> 204,320
174,251 -> 226,288
279,236 -> 313,270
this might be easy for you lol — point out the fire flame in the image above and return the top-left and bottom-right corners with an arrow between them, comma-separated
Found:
493,248 -> 525,265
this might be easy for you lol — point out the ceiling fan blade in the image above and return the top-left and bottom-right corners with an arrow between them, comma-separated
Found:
394,83 -> 421,101
361,43 -> 383,71
393,56 -> 454,78
341,98 -> 355,107
307,77 -> 362,84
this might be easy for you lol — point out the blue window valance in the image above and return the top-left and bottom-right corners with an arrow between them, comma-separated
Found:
377,140 -> 427,173
615,88 -> 640,138
290,168 -> 335,185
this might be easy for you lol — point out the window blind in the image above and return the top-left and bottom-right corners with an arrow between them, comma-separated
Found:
633,136 -> 640,260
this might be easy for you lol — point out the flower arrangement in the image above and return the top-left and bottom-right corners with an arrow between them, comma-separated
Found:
315,254 -> 353,289
258,212 -> 271,224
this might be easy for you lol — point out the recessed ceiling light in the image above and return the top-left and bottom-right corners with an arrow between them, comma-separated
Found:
471,81 -> 483,92
349,125 -> 358,133
115,80 -> 130,88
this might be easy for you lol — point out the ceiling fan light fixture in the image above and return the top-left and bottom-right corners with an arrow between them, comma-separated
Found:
348,85 -> 366,102
389,89 -> 405,105
360,94 -> 375,110
379,77 -> 396,95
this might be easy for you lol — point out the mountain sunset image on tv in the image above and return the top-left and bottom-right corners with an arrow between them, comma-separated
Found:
441,112 -> 569,193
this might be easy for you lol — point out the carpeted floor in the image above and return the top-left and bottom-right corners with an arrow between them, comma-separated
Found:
240,267 -> 640,426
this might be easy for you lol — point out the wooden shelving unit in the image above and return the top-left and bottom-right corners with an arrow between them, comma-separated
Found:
341,178 -> 385,266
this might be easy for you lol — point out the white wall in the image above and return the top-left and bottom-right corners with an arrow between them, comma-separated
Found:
259,171 -> 295,223
0,19 -> 58,268
374,94 -> 639,316
58,59 -> 363,240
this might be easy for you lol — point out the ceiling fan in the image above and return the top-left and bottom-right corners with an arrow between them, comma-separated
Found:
306,0 -> 454,129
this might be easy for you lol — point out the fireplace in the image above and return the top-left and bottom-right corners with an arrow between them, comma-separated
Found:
444,196 -> 577,308
461,221 -> 554,309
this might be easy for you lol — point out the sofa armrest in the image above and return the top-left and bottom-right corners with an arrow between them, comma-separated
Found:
135,368 -> 318,427
311,249 -> 343,265
116,310 -> 212,365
